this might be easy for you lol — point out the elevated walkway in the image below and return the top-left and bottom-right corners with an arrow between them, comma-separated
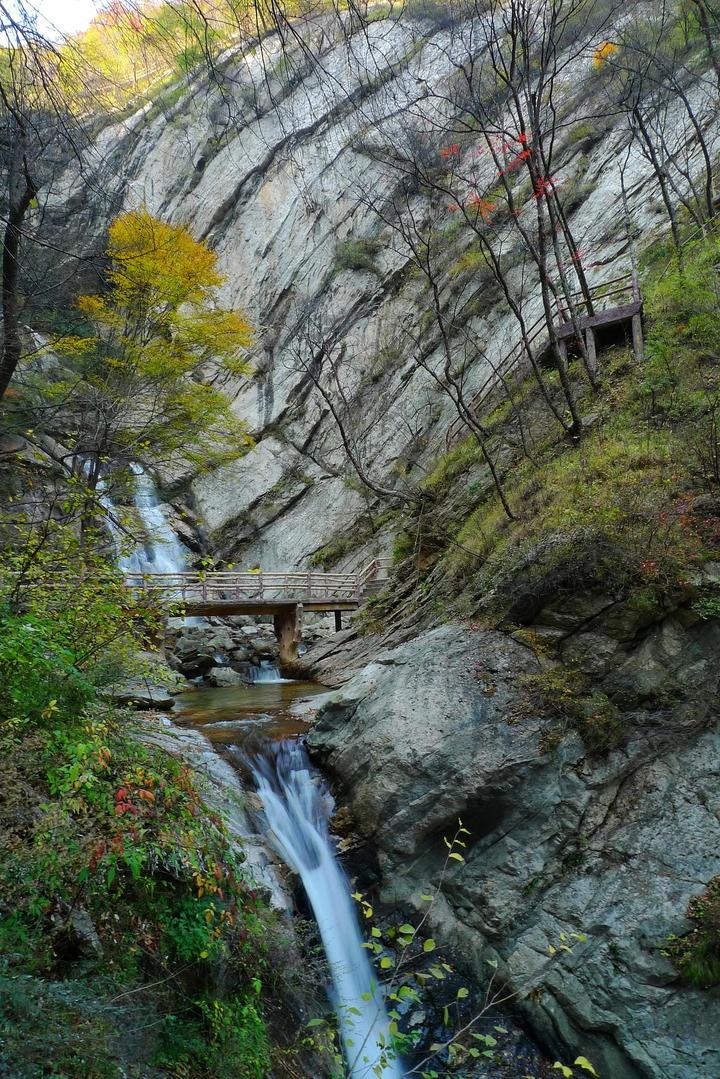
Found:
125,560 -> 390,663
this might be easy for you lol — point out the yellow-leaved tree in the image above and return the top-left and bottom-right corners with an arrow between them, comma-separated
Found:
51,209 -> 253,487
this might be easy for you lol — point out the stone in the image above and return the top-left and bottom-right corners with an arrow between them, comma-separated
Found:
68,909 -> 103,958
206,666 -> 248,687
308,622 -> 720,1079
112,683 -> 175,709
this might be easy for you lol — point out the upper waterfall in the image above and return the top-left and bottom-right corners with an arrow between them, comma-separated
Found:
101,462 -> 190,577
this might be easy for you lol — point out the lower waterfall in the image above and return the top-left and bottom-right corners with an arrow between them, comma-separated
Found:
251,741 -> 404,1079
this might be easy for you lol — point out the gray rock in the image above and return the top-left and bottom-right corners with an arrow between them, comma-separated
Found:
308,622 -> 720,1079
206,666 -> 248,687
68,909 -> 103,958
112,683 -> 175,709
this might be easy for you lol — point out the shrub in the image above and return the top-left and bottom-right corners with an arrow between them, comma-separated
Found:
666,877 -> 720,988
336,238 -> 381,273
0,610 -> 94,728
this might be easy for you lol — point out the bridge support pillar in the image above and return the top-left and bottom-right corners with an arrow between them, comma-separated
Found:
274,605 -> 300,665
335,610 -> 342,632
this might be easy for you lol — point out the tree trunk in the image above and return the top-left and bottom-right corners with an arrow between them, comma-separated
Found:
0,164 -> 36,404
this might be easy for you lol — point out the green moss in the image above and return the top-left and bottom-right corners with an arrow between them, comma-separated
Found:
567,120 -> 597,146
423,436 -> 486,490
309,511 -> 395,570
520,667 -> 624,756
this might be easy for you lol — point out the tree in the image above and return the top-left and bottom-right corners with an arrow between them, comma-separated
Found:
46,209 -> 254,487
0,4 -> 89,406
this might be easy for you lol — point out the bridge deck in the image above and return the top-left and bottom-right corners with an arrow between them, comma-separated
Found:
172,599 -> 361,616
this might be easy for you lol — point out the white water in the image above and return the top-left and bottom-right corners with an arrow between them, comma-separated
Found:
106,462 -> 190,576
252,742 -> 403,1079
250,660 -> 294,684
99,462 -> 200,623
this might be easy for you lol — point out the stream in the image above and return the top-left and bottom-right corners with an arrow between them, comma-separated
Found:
174,675 -> 404,1079
106,464 -> 543,1079
103,465 -> 403,1076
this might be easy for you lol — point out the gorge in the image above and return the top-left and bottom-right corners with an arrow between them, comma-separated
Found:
1,1 -> 720,1077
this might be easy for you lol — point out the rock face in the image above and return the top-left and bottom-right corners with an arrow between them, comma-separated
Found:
41,10 -> 719,573
307,622 -> 720,1079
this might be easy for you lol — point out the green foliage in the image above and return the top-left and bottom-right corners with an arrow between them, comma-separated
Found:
41,210 -> 254,477
0,689 -> 275,1077
156,992 -> 271,1078
0,479 -> 161,695
336,238 -> 382,273
666,877 -> 720,989
692,585 -> 720,620
60,0 -> 251,111
0,972 -> 122,1079
0,518 -> 280,1076
0,610 -> 93,728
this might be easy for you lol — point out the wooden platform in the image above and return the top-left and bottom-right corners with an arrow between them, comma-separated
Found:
445,270 -> 643,448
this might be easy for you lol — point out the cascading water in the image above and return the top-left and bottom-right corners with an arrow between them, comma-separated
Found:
250,660 -> 293,684
99,462 -> 200,623
251,741 -> 404,1079
102,462 -> 190,576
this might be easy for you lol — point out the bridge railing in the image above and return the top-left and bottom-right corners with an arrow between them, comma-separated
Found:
125,569 -> 368,604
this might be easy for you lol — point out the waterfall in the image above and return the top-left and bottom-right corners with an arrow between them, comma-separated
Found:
250,660 -> 293,684
251,742 -> 404,1079
99,462 -> 200,623
104,462 -> 190,576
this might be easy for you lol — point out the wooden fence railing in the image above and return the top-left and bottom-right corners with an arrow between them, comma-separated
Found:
124,560 -> 390,605
445,271 -> 637,448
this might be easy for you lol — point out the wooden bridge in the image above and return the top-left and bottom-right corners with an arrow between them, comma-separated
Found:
446,269 -> 643,447
125,559 -> 389,665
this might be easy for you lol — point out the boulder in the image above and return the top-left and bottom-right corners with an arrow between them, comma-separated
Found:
206,666 -> 248,687
112,682 -> 176,709
308,622 -> 720,1079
